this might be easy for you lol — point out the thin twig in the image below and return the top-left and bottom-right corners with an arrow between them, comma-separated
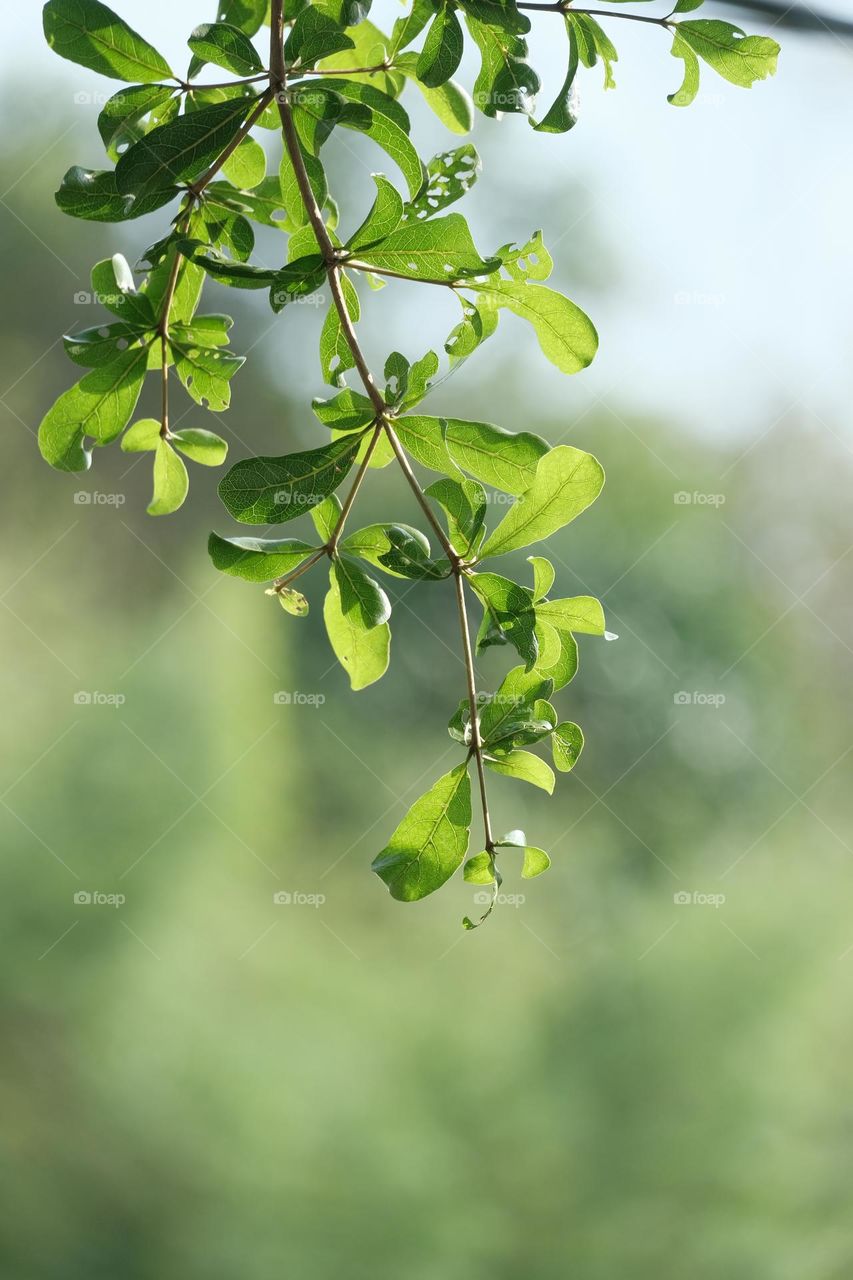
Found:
269,0 -> 494,850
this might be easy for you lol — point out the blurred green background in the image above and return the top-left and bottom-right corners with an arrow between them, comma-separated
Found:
2,4 -> 853,1277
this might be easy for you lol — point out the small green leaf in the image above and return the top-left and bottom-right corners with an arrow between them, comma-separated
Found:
218,0 -> 268,35
485,749 -> 555,794
372,763 -> 471,901
39,346 -> 148,471
116,98 -> 252,200
417,4 -> 464,88
468,278 -> 598,375
463,851 -> 496,884
677,19 -> 779,87
352,213 -> 499,282
148,439 -> 189,516
324,563 -> 391,689
552,722 -> 584,772
286,6 -> 355,67
169,339 -> 244,411
378,527 -> 449,580
570,13 -> 618,89
312,389 -> 376,431
341,523 -> 432,578
222,135 -> 266,190
536,595 -> 605,635
120,417 -> 160,452
479,446 -> 604,558
465,12 -> 540,118
348,175 -> 405,250
401,145 -> 480,224
668,31 -> 701,106
533,16 -> 579,133
276,587 -> 310,616
319,272 -> 360,386
171,428 -> 228,466
426,477 -> 487,554
521,846 -> 551,878
528,555 -> 555,602
311,493 -> 343,542
219,435 -> 363,523
97,83 -> 177,162
43,0 -> 173,82
208,532 -> 320,582
188,21 -> 263,75
334,553 -> 392,628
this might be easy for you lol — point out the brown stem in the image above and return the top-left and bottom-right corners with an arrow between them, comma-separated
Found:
269,0 -> 493,851
271,548 -> 327,592
454,572 -> 494,853
327,424 -> 384,555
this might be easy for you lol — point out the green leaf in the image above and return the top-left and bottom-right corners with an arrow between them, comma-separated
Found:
536,594 -> 605,635
55,166 -> 172,222
169,339 -> 245,411
528,555 -> 554,601
416,78 -> 474,136
401,145 -> 480,225
120,417 -> 160,451
276,587 -> 310,616
269,253 -> 327,311
677,19 -> 779,88
485,749 -> 555,794
372,764 -> 471,901
552,721 -> 584,772
319,272 -> 360,386
377,527 -> 449,580
179,242 -> 277,290
310,493 -> 342,542
469,571 -> 538,666
97,83 -> 177,162
218,0 -> 268,35
205,178 -> 293,231
444,416 -> 548,494
312,389 -> 376,430
570,13 -> 618,89
521,846 -> 551,878
286,7 -> 355,67
116,98 -> 252,200
324,563 -> 391,689
222,135 -> 266,189
208,532 -> 320,583
417,4 -> 464,88
479,446 -> 604,558
668,31 -> 701,107
673,0 -> 704,10
341,523 -> 432,578
348,175 -> 404,250
188,21 -> 263,75
63,322 -> 145,369
171,428 -> 228,466
39,346 -> 148,471
148,439 -> 189,516
533,16 -> 579,133
426,477 -> 487,554
334,553 -> 391,627
465,12 -> 539,118
393,416 -> 459,477
350,213 -> 499,282
91,254 -> 156,327
532,618 -> 578,691
43,0 -> 173,82
468,278 -> 598,374
463,851 -> 496,884
218,434 -> 363,523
